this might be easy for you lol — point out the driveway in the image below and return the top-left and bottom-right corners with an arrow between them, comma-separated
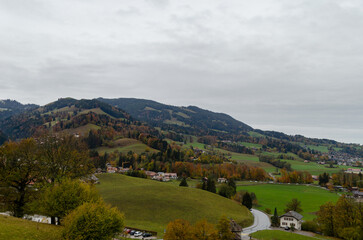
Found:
241,209 -> 271,238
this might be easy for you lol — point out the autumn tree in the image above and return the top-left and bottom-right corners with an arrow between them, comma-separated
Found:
192,219 -> 218,240
319,173 -> 330,186
317,196 -> 362,239
37,179 -> 100,225
0,139 -> 41,217
37,134 -> 94,183
317,202 -> 335,236
284,198 -> 302,213
164,219 -> 193,240
216,216 -> 234,240
218,184 -> 235,199
62,201 -> 124,240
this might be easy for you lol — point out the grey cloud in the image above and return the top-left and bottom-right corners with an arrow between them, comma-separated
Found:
0,0 -> 363,143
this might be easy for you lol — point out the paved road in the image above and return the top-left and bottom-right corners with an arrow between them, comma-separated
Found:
241,209 -> 271,239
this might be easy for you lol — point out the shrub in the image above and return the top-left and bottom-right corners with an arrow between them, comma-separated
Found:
62,201 -> 124,240
302,220 -> 319,233
264,208 -> 271,214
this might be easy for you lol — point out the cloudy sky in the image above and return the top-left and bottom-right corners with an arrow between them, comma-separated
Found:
1,0 -> 363,144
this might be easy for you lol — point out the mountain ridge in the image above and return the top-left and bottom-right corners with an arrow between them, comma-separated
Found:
98,97 -> 253,136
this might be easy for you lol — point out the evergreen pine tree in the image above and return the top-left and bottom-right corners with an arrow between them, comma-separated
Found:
207,179 -> 216,193
179,177 -> 188,187
271,208 -> 279,227
242,192 -> 252,210
228,179 -> 236,195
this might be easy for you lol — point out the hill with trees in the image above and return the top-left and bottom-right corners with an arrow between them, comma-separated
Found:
98,97 -> 253,135
0,99 -> 38,120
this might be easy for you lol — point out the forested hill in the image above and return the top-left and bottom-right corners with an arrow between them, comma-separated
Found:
0,98 -> 137,140
98,97 -> 253,135
0,99 -> 38,120
0,130 -> 7,145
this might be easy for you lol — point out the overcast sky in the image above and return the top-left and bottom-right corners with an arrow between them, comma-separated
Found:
1,0 -> 363,144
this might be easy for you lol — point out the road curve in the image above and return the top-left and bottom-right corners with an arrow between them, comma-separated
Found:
242,209 -> 271,237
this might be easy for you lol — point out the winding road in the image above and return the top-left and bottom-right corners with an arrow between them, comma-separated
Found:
241,209 -> 271,239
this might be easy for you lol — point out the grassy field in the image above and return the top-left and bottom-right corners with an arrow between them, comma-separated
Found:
236,184 -> 339,220
96,138 -> 159,155
96,174 -> 253,236
250,230 -> 335,240
280,160 -> 362,175
61,123 -> 100,136
0,215 -> 62,240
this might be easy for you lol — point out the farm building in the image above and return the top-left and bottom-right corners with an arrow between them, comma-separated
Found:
218,178 -> 228,183
279,211 -> 303,230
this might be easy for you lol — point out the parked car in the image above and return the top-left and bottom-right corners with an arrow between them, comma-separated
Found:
130,230 -> 136,235
143,233 -> 152,237
284,226 -> 290,230
134,231 -> 142,237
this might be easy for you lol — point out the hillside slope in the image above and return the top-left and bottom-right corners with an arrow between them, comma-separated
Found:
0,99 -> 38,120
0,215 -> 62,240
0,98 -> 133,139
98,97 -> 252,136
97,174 -> 253,236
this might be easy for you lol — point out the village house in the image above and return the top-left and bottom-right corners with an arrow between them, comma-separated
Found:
145,171 -> 157,178
151,172 -> 177,181
218,177 -> 228,183
118,167 -> 130,173
353,191 -> 363,199
107,166 -> 118,173
164,173 -> 178,179
279,211 -> 303,230
345,168 -> 363,174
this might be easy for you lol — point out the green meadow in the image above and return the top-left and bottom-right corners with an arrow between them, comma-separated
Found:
251,230 -> 336,240
236,184 -> 339,220
97,174 -> 253,236
0,215 -> 62,240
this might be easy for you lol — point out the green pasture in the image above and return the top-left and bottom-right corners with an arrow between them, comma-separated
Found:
97,174 -> 253,237
251,230 -> 336,240
0,215 -> 62,240
237,184 -> 339,220
96,143 -> 158,155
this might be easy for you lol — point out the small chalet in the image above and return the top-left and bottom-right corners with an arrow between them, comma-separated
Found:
230,220 -> 242,240
145,171 -> 157,178
280,211 -> 303,230
119,167 -> 130,173
345,168 -> 363,174
353,191 -> 363,199
218,178 -> 228,183
164,173 -> 178,179
107,166 -> 118,173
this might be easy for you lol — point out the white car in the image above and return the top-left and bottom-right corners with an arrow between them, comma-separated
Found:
134,231 -> 143,237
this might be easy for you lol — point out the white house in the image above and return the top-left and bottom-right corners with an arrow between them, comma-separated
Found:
279,211 -> 303,230
218,178 -> 228,183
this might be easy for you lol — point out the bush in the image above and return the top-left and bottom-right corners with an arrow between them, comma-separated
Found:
37,179 -> 100,224
264,208 -> 271,214
62,201 -> 124,240
179,177 -> 188,187
218,184 -> 235,199
302,220 -> 319,233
